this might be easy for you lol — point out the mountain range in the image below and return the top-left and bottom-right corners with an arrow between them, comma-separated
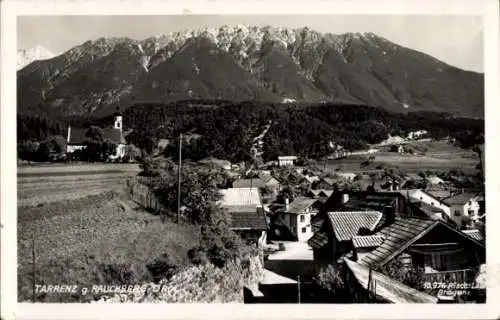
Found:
17,25 -> 484,118
17,46 -> 55,71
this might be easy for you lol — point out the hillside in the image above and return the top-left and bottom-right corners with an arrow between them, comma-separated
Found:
17,26 -> 483,118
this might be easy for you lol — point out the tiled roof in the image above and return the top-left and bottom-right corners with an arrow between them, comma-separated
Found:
423,190 -> 453,200
285,197 -> 319,214
233,178 -> 267,188
443,192 -> 478,206
343,258 -> 438,304
102,127 -> 126,144
322,178 -> 336,186
462,229 -> 484,242
343,194 -> 396,211
318,190 -> 333,198
227,206 -> 267,231
307,232 -> 329,249
219,187 -> 261,207
67,128 -> 87,145
352,235 -> 385,248
327,211 -> 383,242
233,176 -> 279,188
303,175 -> 320,183
68,127 -> 126,145
411,200 -> 446,217
358,217 -> 436,267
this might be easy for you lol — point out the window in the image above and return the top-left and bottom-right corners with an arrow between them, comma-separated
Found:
300,215 -> 305,222
454,210 -> 461,216
301,227 -> 307,233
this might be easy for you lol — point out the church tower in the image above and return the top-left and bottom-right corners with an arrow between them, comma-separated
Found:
114,106 -> 123,131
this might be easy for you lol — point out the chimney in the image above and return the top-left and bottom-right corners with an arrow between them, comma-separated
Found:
67,125 -> 71,143
383,205 -> 396,225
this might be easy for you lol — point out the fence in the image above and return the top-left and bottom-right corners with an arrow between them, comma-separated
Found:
128,179 -> 166,213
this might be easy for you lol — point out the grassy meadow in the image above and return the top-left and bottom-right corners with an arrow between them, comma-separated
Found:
17,163 -> 200,302
322,140 -> 479,175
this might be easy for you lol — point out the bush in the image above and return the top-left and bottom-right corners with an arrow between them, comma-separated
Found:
146,253 -> 181,283
314,264 -> 344,295
97,262 -> 136,284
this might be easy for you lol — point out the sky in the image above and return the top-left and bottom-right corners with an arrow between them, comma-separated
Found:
17,15 -> 483,72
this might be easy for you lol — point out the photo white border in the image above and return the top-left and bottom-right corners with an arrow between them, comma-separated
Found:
2,0 -> 499,319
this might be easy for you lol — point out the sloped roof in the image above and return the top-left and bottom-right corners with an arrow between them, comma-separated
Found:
352,235 -> 385,248
462,229 -> 484,242
343,258 -> 438,304
321,177 -> 336,186
359,217 -> 486,268
67,128 -> 87,145
303,175 -> 320,183
227,206 -> 267,231
233,176 -> 279,188
219,187 -> 261,208
285,197 -> 319,214
68,127 -> 125,145
233,178 -> 268,189
343,194 -> 396,211
318,190 -> 333,198
425,190 -> 454,200
327,211 -> 383,242
307,232 -> 329,249
443,192 -> 478,206
102,127 -> 126,144
358,217 -> 436,267
261,269 -> 297,285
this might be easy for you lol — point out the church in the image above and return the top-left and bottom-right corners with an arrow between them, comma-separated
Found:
66,110 -> 127,161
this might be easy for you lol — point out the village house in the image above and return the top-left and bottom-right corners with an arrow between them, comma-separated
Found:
306,189 -> 333,200
274,197 -> 322,242
309,209 -> 486,302
66,110 -> 126,161
313,177 -> 337,190
219,187 -> 268,248
233,175 -> 281,190
402,189 -> 452,219
353,216 -> 485,300
442,192 -> 481,227
278,156 -> 297,167
198,157 -> 232,170
407,130 -> 428,140
308,211 -> 384,265
335,172 -> 357,182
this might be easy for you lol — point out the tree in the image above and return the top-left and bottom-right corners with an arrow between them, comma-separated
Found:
45,135 -> 67,154
314,264 -> 345,295
18,140 -> 39,161
35,141 -> 50,162
150,162 -> 227,224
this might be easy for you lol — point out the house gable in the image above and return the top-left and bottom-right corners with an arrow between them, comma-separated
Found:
359,218 -> 485,268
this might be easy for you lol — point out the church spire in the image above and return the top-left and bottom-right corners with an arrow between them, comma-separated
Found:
114,106 -> 123,130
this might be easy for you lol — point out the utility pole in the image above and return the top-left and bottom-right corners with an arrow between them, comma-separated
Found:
177,133 -> 182,223
297,275 -> 301,304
